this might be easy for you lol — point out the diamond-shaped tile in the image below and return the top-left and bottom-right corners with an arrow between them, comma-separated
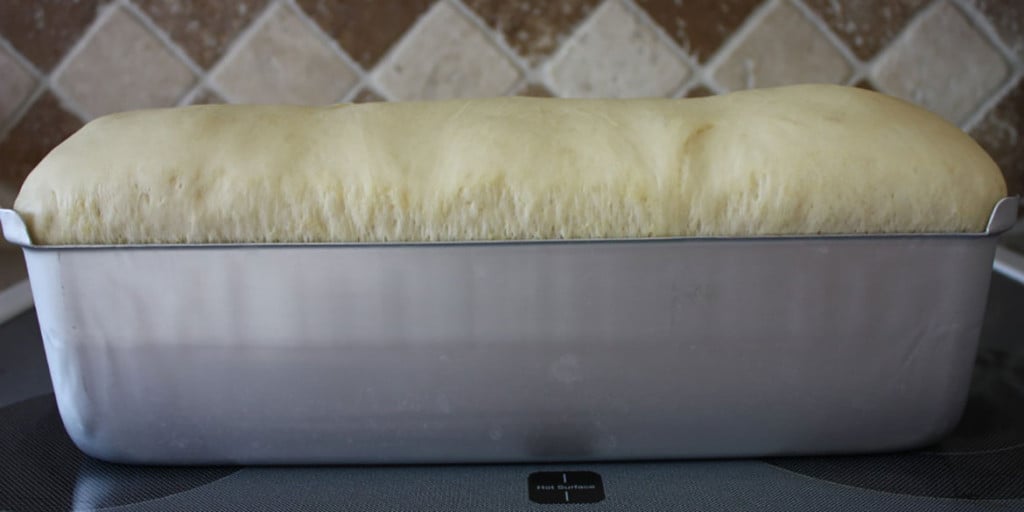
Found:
0,0 -> 107,71
212,4 -> 358,105
134,0 -> 268,69
0,92 -> 82,186
804,0 -> 927,60
872,1 -> 1009,124
295,0 -> 434,69
635,0 -> 762,63
465,0 -> 601,62
547,0 -> 689,98
712,0 -> 851,91
968,0 -> 1024,62
374,2 -> 520,100
971,80 -> 1023,196
54,7 -> 195,117
0,45 -> 37,126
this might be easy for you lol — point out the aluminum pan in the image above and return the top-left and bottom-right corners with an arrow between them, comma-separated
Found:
1,196 -> 1019,464
19,228 -> 1004,463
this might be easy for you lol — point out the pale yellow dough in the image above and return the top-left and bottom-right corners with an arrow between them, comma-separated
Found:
14,84 -> 1007,245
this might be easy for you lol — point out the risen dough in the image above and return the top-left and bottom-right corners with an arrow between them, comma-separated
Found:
14,85 -> 1007,245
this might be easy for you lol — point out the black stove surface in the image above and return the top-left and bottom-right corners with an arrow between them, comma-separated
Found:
2,274 -> 1022,512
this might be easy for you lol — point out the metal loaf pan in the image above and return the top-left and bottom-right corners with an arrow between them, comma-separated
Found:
1,197 -> 1019,465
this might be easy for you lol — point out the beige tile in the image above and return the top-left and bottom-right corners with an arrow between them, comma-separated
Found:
0,46 -> 36,125
712,0 -> 851,91
54,7 -> 195,117
968,0 -> 1024,63
212,4 -> 358,105
465,0 -> 601,63
547,1 -> 689,98
374,2 -> 520,100
872,1 -> 1009,124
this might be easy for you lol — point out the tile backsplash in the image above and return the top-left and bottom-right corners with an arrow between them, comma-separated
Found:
0,0 -> 1021,196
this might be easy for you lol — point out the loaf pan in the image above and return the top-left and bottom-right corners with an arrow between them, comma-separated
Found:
1,197 -> 1019,465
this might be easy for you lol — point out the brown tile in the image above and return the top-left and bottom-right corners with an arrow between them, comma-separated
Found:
0,45 -> 37,126
872,1 -> 1008,124
636,0 -> 762,63
0,92 -> 82,187
295,0 -> 434,69
547,0 -> 688,98
54,7 -> 196,117
351,87 -> 385,103
971,80 -> 1024,197
374,2 -> 520,100
853,78 -> 876,91
134,0 -> 268,69
0,0 -> 108,71
465,0 -> 600,62
712,0 -> 851,91
685,85 -> 715,97
969,0 -> 1024,61
189,88 -> 225,105
211,4 -> 357,105
515,82 -> 553,97
804,0 -> 927,61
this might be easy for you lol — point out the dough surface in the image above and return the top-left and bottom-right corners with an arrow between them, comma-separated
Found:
14,84 -> 1007,245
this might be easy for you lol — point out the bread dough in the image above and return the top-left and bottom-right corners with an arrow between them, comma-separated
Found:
13,84 -> 1007,245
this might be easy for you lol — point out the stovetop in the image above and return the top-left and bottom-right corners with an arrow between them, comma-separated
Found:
1,273 -> 1022,512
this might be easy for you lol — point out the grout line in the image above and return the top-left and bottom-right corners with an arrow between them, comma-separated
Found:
342,3 -> 447,102
861,0 -> 1017,130
672,76 -> 709,98
947,0 -> 1022,130
788,0 -> 866,84
854,0 -> 942,93
118,0 -> 206,108
177,84 -> 206,106
532,0 -> 602,97
204,0 -> 283,103
0,35 -> 46,82
285,0 -> 369,103
0,0 -> 1017,123
119,0 -> 204,76
46,0 -> 125,121
541,0 -> 615,97
338,83 -> 366,103
855,0 -> 945,105
0,86 -> 48,140
962,70 -> 1022,132
701,0 -> 782,92
366,0 -> 451,101
180,0 -> 280,105
951,0 -> 1022,72
0,36 -> 48,138
446,0 -> 535,95
620,0 -> 704,97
